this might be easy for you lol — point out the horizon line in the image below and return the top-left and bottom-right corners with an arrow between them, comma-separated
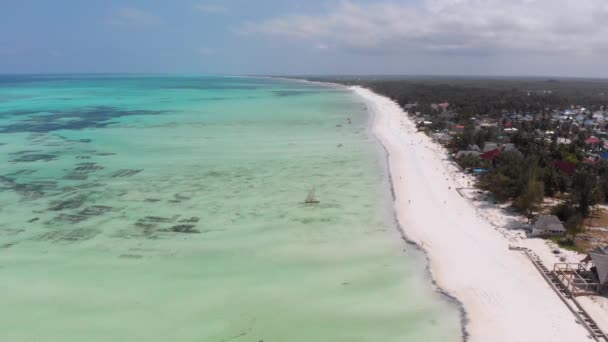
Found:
1,72 -> 608,81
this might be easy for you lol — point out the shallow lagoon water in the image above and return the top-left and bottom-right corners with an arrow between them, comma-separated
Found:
0,75 -> 461,341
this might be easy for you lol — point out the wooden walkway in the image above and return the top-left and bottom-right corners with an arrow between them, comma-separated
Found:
510,246 -> 608,341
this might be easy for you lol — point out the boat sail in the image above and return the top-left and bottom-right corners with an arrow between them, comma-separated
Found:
305,187 -> 320,204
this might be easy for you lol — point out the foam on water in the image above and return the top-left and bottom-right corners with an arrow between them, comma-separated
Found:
0,75 -> 461,341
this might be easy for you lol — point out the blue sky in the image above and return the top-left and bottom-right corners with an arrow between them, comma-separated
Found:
2,0 -> 608,76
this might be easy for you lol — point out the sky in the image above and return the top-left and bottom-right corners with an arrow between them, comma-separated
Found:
2,0 -> 608,77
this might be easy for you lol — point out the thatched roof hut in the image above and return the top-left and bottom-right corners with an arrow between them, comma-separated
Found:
530,215 -> 566,237
588,247 -> 608,287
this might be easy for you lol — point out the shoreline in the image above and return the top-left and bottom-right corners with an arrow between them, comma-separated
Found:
353,86 -> 592,341
359,85 -> 470,341
366,94 -> 471,341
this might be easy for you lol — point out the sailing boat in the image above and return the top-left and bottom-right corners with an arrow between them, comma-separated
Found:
305,187 -> 320,204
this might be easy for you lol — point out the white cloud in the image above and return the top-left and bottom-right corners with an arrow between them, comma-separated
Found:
241,0 -> 608,56
108,7 -> 162,27
194,3 -> 228,14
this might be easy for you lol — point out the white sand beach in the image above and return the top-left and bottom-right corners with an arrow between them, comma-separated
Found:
354,86 -> 595,341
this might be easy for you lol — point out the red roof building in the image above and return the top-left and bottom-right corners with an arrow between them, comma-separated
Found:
480,148 -> 502,161
553,160 -> 576,176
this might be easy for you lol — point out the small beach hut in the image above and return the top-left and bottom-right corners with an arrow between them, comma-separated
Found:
480,148 -> 501,161
530,215 -> 566,237
468,144 -> 481,152
583,247 -> 608,292
503,143 -> 523,157
483,142 -> 499,153
585,136 -> 601,144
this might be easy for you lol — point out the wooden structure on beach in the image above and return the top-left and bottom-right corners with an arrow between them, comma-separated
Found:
510,246 -> 608,341
553,263 -> 600,296
549,247 -> 608,296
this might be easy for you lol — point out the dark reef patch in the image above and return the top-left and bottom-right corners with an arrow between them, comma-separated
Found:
11,153 -> 57,163
9,150 -> 58,163
273,90 -> 319,97
32,228 -> 100,243
4,169 -> 36,177
49,205 -> 112,224
168,85 -> 258,91
170,193 -> 191,203
139,216 -> 179,224
0,75 -> 107,86
203,171 -> 224,178
79,205 -> 112,216
73,162 -> 104,173
0,227 -> 25,237
0,176 -> 56,200
111,169 -> 142,178
22,180 -> 56,193
10,150 -> 41,154
162,224 -> 200,234
123,215 -> 204,239
60,182 -> 104,193
26,133 -> 49,142
63,172 -> 89,180
179,217 -> 200,223
50,213 -> 89,224
0,106 -> 166,134
48,195 -> 87,211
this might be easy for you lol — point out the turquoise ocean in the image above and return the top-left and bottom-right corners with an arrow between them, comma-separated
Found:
0,75 -> 461,341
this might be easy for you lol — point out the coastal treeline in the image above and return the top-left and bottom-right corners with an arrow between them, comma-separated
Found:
317,76 -> 608,249
328,77 -> 608,119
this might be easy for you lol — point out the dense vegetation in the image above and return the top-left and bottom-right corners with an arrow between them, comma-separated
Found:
318,77 -> 608,118
312,76 -> 608,245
